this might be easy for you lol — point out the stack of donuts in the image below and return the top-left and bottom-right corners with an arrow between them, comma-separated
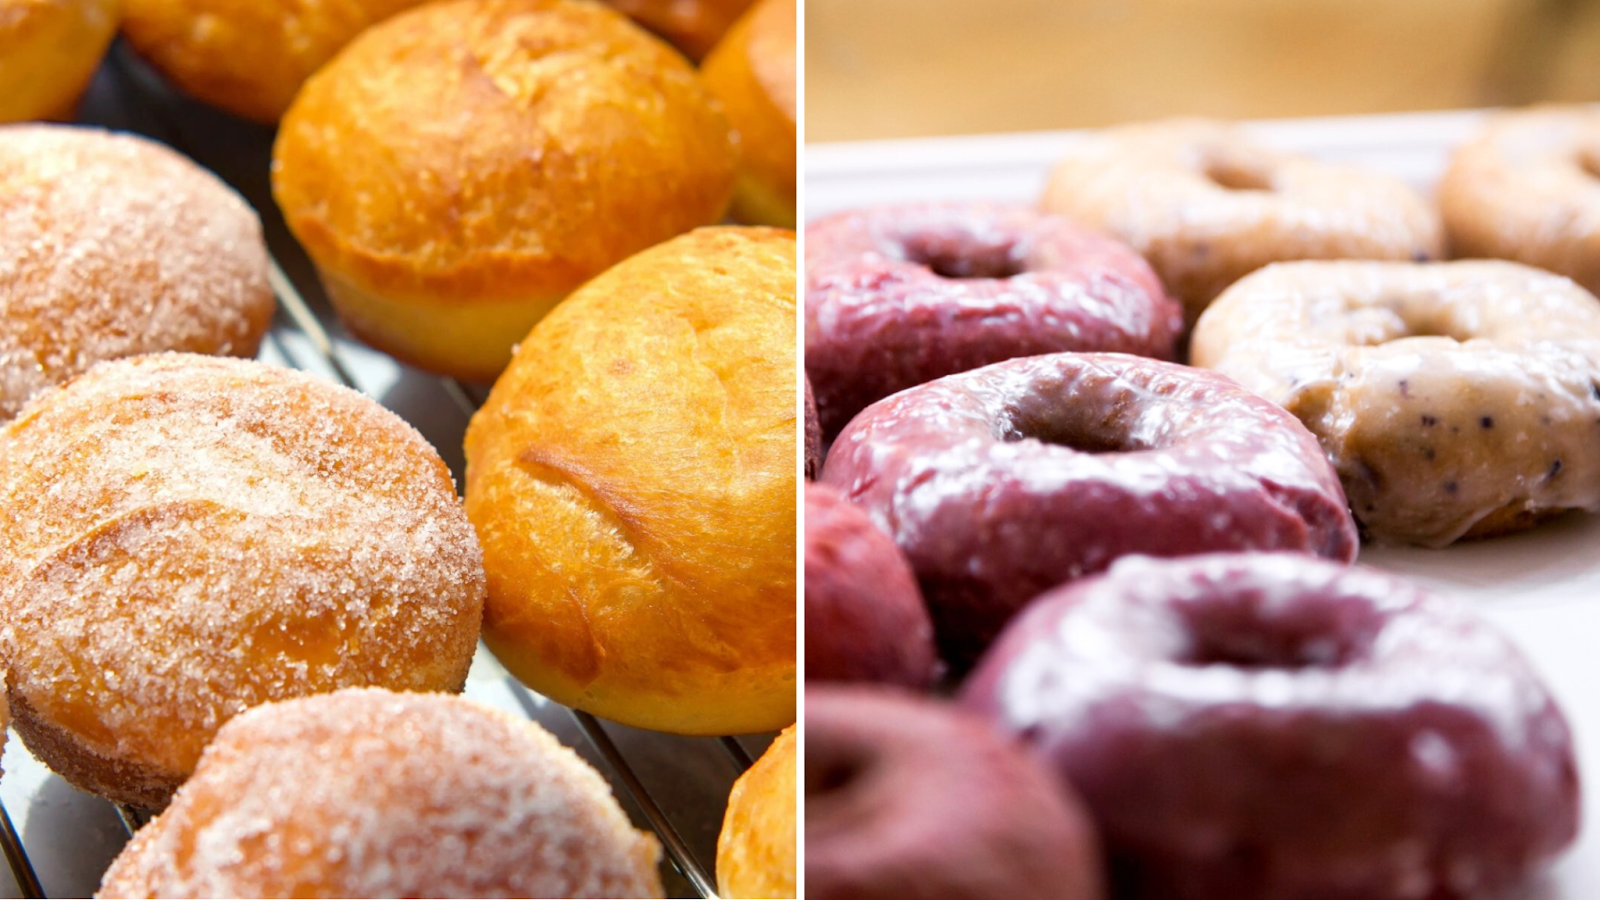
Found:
805,107 -> 1600,900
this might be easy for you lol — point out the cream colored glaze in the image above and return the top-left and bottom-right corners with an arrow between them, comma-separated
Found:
1191,260 -> 1600,547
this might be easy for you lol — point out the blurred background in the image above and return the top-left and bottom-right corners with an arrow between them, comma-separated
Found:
806,0 -> 1600,141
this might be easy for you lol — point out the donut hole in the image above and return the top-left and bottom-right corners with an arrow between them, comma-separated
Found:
1176,596 -> 1377,670
807,754 -> 867,798
900,235 -> 1025,280
1002,400 -> 1141,454
1202,159 -> 1275,193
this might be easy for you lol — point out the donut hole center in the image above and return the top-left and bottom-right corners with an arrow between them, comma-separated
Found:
808,756 -> 867,798
1177,598 -> 1376,670
1184,631 -> 1346,669
1003,399 -> 1140,454
901,235 -> 1025,280
1203,159 -> 1275,193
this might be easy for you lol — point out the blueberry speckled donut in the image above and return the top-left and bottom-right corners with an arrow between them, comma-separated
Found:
1191,260 -> 1600,546
1439,106 -> 1600,296
820,353 -> 1356,665
1041,119 -> 1442,324
805,203 -> 1182,438
963,554 -> 1580,900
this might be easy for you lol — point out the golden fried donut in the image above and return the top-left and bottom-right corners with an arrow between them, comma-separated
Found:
717,725 -> 797,900
0,0 -> 119,123
465,227 -> 796,735
121,0 -> 429,123
702,0 -> 795,227
1042,118 -> 1443,324
603,0 -> 753,59
0,354 -> 484,807
0,124 -> 273,422
96,689 -> 664,899
1440,106 -> 1600,297
1192,260 -> 1600,546
272,0 -> 738,382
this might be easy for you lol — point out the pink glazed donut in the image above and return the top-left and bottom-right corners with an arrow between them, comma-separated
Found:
963,553 -> 1580,900
821,353 -> 1357,666
805,203 -> 1182,438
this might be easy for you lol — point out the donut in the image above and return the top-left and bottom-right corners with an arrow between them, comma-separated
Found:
464,227 -> 796,735
805,484 -> 937,689
602,0 -> 753,59
962,553 -> 1580,900
1040,118 -> 1443,324
821,352 -> 1357,666
717,724 -> 797,899
95,688 -> 664,898
804,375 -> 822,479
1191,259 -> 1600,546
122,0 -> 430,123
807,686 -> 1105,900
0,0 -> 118,123
0,354 -> 484,807
701,0 -> 796,227
806,203 -> 1183,439
272,0 -> 738,382
0,125 -> 274,422
1439,106 -> 1600,296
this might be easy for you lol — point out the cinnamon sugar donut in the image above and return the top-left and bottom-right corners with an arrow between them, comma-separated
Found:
1041,119 -> 1443,324
96,688 -> 664,898
0,125 -> 274,422
0,354 -> 484,807
1440,106 -> 1600,296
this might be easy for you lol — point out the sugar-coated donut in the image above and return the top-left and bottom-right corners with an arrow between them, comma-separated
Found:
702,0 -> 796,227
806,203 -> 1182,439
1041,119 -> 1443,324
963,554 -> 1580,900
0,354 -> 484,807
603,0 -> 753,59
717,724 -> 797,899
822,352 -> 1357,666
807,686 -> 1105,900
95,688 -> 664,899
1192,260 -> 1600,545
0,125 -> 273,422
0,0 -> 118,123
1440,106 -> 1600,297
805,484 -> 937,689
122,0 -> 430,123
272,0 -> 738,381
804,375 -> 822,479
465,227 -> 796,735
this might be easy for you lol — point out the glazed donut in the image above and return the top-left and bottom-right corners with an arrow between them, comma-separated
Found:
702,0 -> 796,227
1041,118 -> 1443,324
805,484 -> 937,689
806,203 -> 1183,438
122,0 -> 431,123
807,686 -> 1104,900
0,354 -> 484,807
0,0 -> 118,123
962,553 -> 1580,900
717,724 -> 797,899
804,375 -> 822,479
1191,260 -> 1600,546
0,125 -> 274,421
602,0 -> 753,59
820,352 -> 1357,666
96,688 -> 664,898
272,0 -> 737,381
1440,106 -> 1600,296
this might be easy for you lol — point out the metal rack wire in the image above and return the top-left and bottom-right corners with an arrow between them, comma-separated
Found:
0,41 -> 768,899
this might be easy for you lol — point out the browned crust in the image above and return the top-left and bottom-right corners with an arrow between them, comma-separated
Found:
9,687 -> 179,809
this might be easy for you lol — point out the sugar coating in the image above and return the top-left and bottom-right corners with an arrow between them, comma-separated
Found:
0,124 -> 274,421
0,354 -> 485,806
96,688 -> 664,898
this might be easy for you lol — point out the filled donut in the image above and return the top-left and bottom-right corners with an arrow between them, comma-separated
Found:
962,553 -> 1580,900
702,0 -> 797,227
1439,105 -> 1600,297
717,724 -> 798,899
820,352 -> 1357,665
1041,118 -> 1442,324
603,0 -> 754,59
1192,259 -> 1600,545
806,203 -> 1182,438
0,0 -> 118,123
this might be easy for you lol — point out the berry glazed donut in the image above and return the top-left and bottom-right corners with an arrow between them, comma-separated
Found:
1191,260 -> 1600,546
1041,119 -> 1443,325
805,375 -> 823,479
820,352 -> 1356,666
962,553 -> 1580,900
805,203 -> 1182,438
1439,106 -> 1600,296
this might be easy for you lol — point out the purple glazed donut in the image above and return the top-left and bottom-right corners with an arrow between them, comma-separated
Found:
805,203 -> 1183,438
806,484 -> 939,688
962,553 -> 1580,900
806,375 -> 823,479
820,352 -> 1357,665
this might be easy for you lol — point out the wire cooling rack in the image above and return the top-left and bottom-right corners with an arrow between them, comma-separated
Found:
0,41 -> 771,900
